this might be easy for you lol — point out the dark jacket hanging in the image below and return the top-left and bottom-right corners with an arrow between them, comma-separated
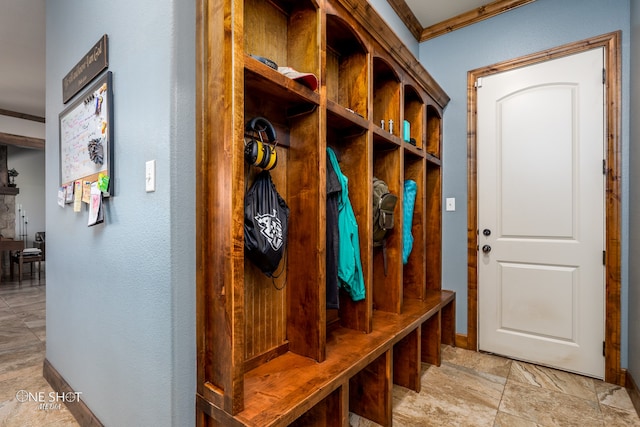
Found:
326,151 -> 341,309
327,147 -> 365,302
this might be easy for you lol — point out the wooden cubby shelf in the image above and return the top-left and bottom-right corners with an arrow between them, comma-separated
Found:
197,0 -> 453,425
245,54 -> 320,109
373,126 -> 403,148
326,100 -> 368,135
403,142 -> 425,159
426,153 -> 442,166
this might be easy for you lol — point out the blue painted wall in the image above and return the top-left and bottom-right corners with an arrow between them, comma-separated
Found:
418,0 -> 631,367
45,1 -> 195,425
367,0 -> 419,57
629,0 -> 640,384
42,1 -> 634,424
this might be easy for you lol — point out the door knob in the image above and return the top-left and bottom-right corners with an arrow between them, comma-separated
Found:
483,229 -> 491,236
482,245 -> 492,253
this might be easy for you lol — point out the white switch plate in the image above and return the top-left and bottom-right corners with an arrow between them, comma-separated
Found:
146,160 -> 156,192
446,197 -> 455,211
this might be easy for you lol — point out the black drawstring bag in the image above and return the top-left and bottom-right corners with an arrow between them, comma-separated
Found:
244,171 -> 289,277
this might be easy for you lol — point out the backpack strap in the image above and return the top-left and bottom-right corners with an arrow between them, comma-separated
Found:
382,239 -> 388,276
376,193 -> 397,276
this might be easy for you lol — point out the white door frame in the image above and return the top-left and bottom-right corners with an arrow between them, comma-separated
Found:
466,31 -> 623,385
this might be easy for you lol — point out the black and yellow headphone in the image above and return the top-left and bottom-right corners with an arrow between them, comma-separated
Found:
244,117 -> 278,171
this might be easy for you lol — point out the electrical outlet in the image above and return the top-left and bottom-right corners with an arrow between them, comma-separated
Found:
146,160 -> 156,192
446,197 -> 455,212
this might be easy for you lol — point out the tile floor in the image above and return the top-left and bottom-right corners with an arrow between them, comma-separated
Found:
0,274 -> 638,426
351,346 -> 640,427
0,274 -> 78,426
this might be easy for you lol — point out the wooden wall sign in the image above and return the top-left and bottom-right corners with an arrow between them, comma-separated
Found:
62,34 -> 109,104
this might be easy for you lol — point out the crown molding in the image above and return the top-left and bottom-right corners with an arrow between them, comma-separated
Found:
386,0 -> 536,42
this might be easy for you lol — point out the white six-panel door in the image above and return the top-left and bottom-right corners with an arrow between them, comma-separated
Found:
477,48 -> 605,378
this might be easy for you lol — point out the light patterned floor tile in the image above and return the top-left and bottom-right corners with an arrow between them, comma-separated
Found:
442,345 -> 513,380
508,360 -> 597,401
600,403 -> 640,427
494,411 -> 544,427
499,380 -> 603,426
595,380 -> 637,412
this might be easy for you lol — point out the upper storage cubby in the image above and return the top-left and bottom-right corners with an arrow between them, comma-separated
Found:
426,104 -> 442,159
244,0 -> 319,76
326,14 -> 368,119
373,57 -> 401,139
403,85 -> 425,151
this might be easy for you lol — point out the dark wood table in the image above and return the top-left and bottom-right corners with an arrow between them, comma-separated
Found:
0,239 -> 24,282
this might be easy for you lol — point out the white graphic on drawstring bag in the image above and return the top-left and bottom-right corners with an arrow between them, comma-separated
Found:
255,209 -> 284,251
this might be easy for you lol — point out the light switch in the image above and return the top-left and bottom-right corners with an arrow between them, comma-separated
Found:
146,160 -> 156,192
446,197 -> 455,212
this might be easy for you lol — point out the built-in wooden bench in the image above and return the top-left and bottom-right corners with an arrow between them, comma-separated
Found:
197,290 -> 455,427
196,0 -> 453,425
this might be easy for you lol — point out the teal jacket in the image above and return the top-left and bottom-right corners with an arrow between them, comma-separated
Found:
327,147 -> 365,301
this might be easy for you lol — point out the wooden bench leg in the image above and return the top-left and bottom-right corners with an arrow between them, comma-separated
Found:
394,326 -> 421,392
441,298 -> 456,347
349,350 -> 392,426
421,312 -> 442,366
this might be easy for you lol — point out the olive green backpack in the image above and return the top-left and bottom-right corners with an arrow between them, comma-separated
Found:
373,177 -> 398,275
